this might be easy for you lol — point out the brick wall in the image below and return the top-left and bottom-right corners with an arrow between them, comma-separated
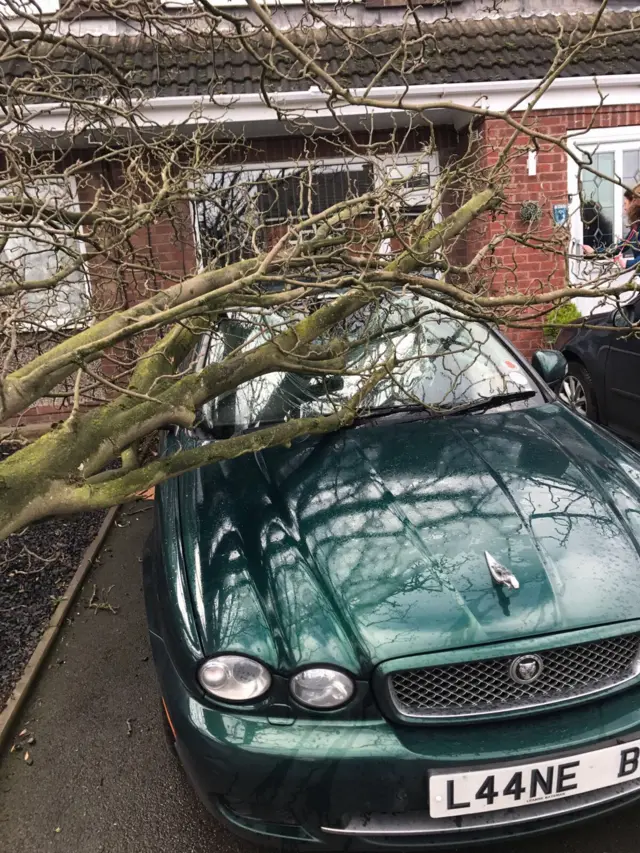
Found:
465,105 -> 640,357
10,109 -> 640,429
4,165 -> 198,430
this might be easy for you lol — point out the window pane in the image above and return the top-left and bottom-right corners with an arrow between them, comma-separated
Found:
257,166 -> 373,221
312,167 -> 372,214
385,162 -> 433,217
623,149 -> 640,188
0,180 -> 89,328
580,152 -> 615,250
197,169 -> 264,266
197,164 -> 374,266
258,171 -> 308,222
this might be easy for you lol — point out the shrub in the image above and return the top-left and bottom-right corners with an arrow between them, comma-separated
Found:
543,302 -> 582,345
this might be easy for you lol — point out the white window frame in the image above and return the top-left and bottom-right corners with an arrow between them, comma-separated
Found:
192,151 -> 440,271
567,125 -> 640,248
1,174 -> 91,330
375,153 -> 441,257
567,125 -> 640,311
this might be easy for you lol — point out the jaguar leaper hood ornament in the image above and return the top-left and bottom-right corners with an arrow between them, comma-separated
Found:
485,551 -> 520,591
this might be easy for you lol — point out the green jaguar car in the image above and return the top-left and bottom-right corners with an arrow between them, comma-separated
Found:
143,299 -> 640,849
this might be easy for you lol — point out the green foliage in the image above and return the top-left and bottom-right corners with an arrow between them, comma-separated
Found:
543,302 -> 582,345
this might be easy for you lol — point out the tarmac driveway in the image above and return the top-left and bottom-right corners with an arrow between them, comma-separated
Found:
1,505 -> 639,853
0,507 -> 249,853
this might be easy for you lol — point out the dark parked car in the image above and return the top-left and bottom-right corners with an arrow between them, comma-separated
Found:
144,298 -> 640,850
556,297 -> 640,442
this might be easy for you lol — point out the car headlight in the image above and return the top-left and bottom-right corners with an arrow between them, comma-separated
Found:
198,655 -> 271,702
290,667 -> 355,709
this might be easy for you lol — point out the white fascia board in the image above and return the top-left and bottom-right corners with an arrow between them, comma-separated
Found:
13,74 -> 640,133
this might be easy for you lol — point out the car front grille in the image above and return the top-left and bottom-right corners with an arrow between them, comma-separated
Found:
388,633 -> 640,719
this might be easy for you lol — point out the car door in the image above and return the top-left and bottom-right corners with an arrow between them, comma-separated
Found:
603,298 -> 640,440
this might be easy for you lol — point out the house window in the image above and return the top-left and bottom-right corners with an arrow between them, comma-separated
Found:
567,127 -> 640,315
383,161 -> 435,219
257,164 -> 373,224
0,178 -> 89,328
195,154 -> 438,269
570,128 -> 640,252
196,162 -> 375,267
577,144 -> 640,251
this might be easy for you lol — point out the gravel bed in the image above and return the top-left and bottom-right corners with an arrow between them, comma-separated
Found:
0,442 -> 107,710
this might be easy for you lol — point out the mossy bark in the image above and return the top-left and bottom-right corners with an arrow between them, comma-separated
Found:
0,189 -> 499,542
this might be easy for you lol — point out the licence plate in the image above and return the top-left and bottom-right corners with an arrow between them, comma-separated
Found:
429,738 -> 640,818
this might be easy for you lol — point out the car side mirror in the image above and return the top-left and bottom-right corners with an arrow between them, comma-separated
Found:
612,306 -> 634,328
531,350 -> 567,390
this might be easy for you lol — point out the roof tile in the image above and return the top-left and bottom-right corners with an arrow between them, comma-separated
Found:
2,11 -> 639,102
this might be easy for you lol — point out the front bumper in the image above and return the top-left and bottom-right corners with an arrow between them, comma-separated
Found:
152,633 -> 640,850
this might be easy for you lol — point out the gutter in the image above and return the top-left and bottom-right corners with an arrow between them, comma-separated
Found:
13,74 -> 640,133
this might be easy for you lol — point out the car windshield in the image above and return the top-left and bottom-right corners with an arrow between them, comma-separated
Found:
200,299 -> 539,434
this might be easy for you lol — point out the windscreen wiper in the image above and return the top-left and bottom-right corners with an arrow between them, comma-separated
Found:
350,391 -> 536,428
350,403 -> 436,426
442,390 -> 536,417
200,392 -> 536,439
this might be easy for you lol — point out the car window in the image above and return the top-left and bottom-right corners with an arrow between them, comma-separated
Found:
200,300 -> 538,432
